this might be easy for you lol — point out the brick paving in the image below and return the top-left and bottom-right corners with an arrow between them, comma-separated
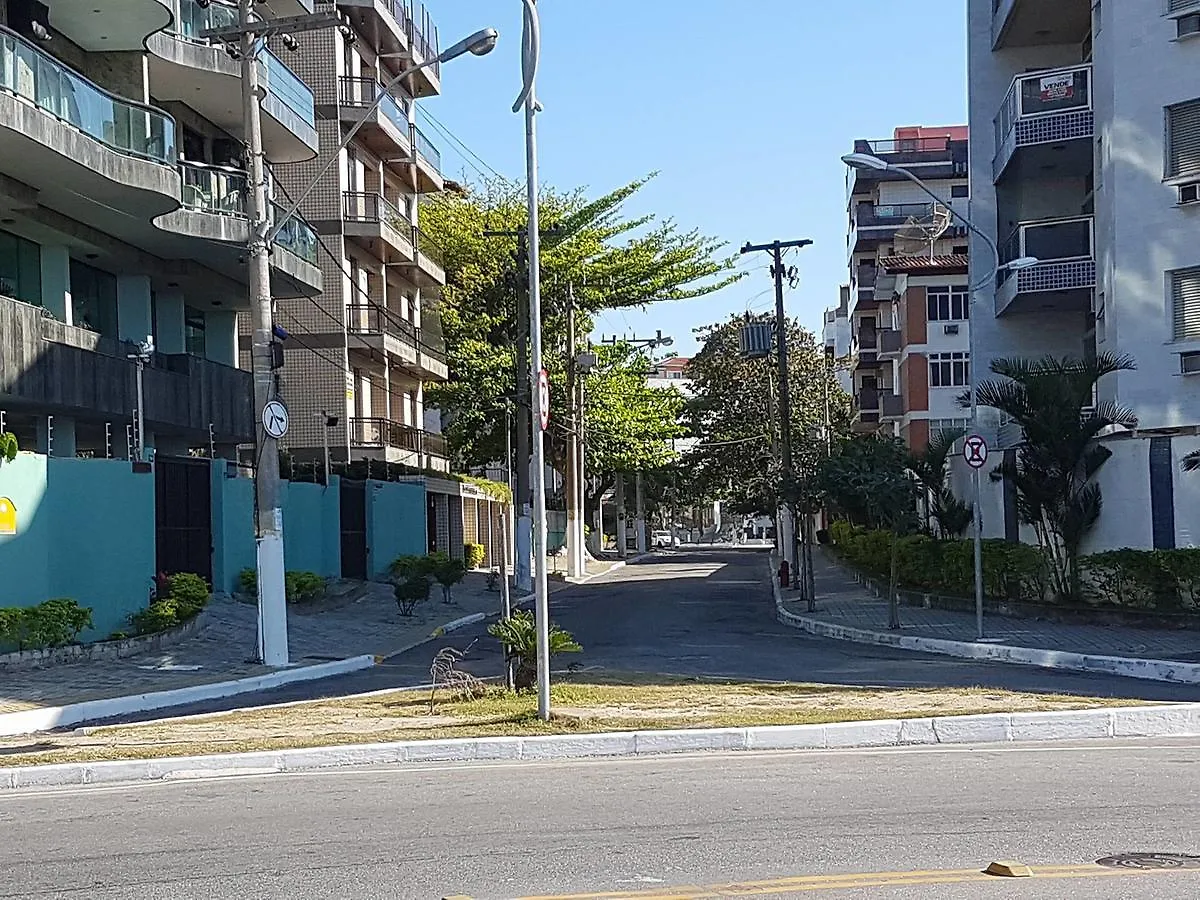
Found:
780,550 -> 1200,663
0,566 -> 584,715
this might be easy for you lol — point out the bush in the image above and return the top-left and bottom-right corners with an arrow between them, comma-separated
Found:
238,568 -> 257,595
131,599 -> 183,636
130,573 -> 210,635
1081,549 -> 1199,611
464,542 -> 486,570
487,609 -> 581,690
285,571 -> 326,604
166,573 -> 210,618
394,576 -> 431,616
390,554 -> 439,580
432,556 -> 468,603
0,599 -> 93,651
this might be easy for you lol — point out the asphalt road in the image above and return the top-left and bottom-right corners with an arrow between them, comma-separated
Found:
98,548 -> 1200,726
2,739 -> 1199,898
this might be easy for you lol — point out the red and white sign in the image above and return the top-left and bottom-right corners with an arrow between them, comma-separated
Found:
1039,72 -> 1075,102
537,368 -> 550,432
963,434 -> 989,470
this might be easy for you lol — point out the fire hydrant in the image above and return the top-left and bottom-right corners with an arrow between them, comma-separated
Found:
777,559 -> 790,588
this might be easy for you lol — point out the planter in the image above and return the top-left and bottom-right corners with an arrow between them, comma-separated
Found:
0,608 -> 210,673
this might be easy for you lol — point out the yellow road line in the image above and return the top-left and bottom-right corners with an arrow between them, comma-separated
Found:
520,863 -> 1199,899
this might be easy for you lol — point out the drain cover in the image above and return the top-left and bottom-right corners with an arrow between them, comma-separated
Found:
1096,853 -> 1200,870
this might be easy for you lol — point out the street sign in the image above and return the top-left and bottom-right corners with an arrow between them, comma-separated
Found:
262,399 -> 290,440
537,368 -> 550,431
963,434 -> 988,469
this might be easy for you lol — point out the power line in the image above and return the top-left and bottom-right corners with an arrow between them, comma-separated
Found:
417,106 -> 509,181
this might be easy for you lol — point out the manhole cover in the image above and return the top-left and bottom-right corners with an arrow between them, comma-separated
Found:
1095,853 -> 1200,870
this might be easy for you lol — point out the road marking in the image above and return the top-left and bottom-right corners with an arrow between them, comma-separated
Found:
520,863 -> 1199,898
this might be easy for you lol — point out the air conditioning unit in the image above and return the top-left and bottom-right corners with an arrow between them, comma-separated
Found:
1182,353 -> 1200,376
1180,182 -> 1200,205
943,324 -> 960,335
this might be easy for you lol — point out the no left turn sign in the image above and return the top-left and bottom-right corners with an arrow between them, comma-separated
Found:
537,368 -> 550,432
963,434 -> 988,469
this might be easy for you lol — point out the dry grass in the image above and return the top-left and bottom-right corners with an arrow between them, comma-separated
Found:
0,672 -> 1146,768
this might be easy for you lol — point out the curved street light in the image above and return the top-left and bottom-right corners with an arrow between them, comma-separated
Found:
842,151 -> 1040,641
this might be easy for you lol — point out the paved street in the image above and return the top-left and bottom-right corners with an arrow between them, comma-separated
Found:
1,739 -> 1198,898
91,548 -> 1200,726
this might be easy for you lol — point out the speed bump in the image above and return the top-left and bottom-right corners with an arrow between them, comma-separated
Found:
986,860 -> 1034,877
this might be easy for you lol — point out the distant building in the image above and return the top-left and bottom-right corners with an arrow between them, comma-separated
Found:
647,356 -> 694,396
824,287 -> 852,394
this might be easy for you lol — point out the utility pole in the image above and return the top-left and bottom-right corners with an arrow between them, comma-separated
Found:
127,336 -> 154,461
565,283 -> 583,579
740,238 -> 813,593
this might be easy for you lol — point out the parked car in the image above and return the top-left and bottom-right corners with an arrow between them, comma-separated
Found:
652,530 -> 673,548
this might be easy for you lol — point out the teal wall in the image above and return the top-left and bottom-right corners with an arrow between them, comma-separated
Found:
366,479 -> 426,578
0,454 -> 155,640
283,479 -> 341,577
211,460 -> 255,594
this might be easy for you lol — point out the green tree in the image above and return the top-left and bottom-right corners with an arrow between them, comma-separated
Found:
0,431 -> 16,465
909,428 -> 973,539
418,176 -> 741,472
971,353 -> 1137,603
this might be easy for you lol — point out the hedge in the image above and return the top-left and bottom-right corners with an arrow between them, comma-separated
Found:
131,573 -> 210,635
0,598 -> 93,651
238,568 -> 327,604
828,523 -> 1200,612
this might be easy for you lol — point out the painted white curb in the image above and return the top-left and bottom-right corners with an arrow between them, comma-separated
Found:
430,612 -> 487,637
3,702 -> 1199,790
0,655 -> 376,738
771,558 -> 1200,686
569,552 -> 656,584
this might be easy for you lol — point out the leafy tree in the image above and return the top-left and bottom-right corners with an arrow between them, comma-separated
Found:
418,176 -> 741,474
970,353 -> 1137,603
909,428 -> 972,539
432,554 -> 467,604
0,431 -> 16,465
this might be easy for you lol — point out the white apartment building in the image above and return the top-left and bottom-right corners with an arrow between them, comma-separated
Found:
967,0 -> 1200,550
823,286 -> 852,394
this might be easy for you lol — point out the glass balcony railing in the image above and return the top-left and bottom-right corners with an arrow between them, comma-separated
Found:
856,203 -> 935,228
1,26 -> 176,164
171,0 -> 241,43
413,125 -> 441,171
338,77 -> 411,137
259,49 -> 315,127
180,160 -> 247,215
995,65 -> 1092,162
271,202 -> 318,265
1001,216 -> 1094,269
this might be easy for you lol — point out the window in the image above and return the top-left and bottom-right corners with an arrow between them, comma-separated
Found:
930,352 -> 970,387
1171,265 -> 1200,341
950,184 -> 969,198
185,306 -> 206,357
953,245 -> 969,255
0,229 -> 41,305
1166,99 -> 1200,179
69,260 -> 118,337
926,285 -> 970,321
1181,14 -> 1200,38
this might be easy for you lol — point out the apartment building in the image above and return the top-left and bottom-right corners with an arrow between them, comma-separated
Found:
0,0 -> 322,458
823,286 -> 851,394
267,0 -> 450,474
844,125 -> 971,447
968,0 -> 1200,548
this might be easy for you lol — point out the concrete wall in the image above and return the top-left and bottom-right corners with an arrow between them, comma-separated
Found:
1080,439 -> 1153,555
210,461 -> 255,595
0,454 -> 154,639
366,479 -> 426,578
283,480 -> 341,578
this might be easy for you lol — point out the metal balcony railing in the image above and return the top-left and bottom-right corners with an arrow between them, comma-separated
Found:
338,76 -> 411,136
180,161 -> 247,215
345,303 -> 418,342
411,226 -> 444,268
857,388 -> 880,412
0,26 -> 176,163
994,64 -> 1093,171
1000,216 -> 1094,272
406,1 -> 440,79
349,417 -> 448,459
856,203 -> 936,228
343,191 -> 408,227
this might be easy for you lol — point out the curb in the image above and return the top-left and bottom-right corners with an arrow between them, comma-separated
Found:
568,551 -> 656,584
770,557 -> 1200,686
3,702 -> 1200,790
0,655 -> 376,738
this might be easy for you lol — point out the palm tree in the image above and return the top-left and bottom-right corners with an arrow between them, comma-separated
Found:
1182,451 -> 1200,472
971,353 -> 1137,603
909,428 -> 972,539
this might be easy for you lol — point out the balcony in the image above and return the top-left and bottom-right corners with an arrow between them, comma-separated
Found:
349,417 -> 449,471
845,136 -> 968,197
153,161 -> 321,297
345,304 -> 448,380
881,392 -> 904,420
0,27 -> 180,228
405,2 -> 441,98
0,294 -> 254,443
148,2 -> 318,162
879,329 -> 903,356
852,328 -> 880,369
394,226 -> 445,287
996,216 -> 1095,316
343,191 -> 414,262
45,0 -> 172,51
852,388 -> 881,432
992,0 -> 1092,50
339,76 -> 412,158
411,125 -> 443,192
994,65 -> 1093,181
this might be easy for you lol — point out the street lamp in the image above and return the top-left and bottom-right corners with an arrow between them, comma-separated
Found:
842,152 -> 1039,640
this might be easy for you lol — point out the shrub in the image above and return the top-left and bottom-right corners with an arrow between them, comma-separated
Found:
487,609 -> 581,690
130,573 -> 210,635
131,599 -> 183,636
238,568 -> 257,595
394,576 -> 431,616
1081,550 -> 1189,611
432,556 -> 468,603
464,542 -> 486,570
0,599 -> 93,651
166,573 -> 210,618
285,571 -> 325,604
1154,548 -> 1200,609
390,554 -> 439,580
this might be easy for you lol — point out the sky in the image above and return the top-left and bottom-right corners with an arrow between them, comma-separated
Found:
418,1 -> 968,358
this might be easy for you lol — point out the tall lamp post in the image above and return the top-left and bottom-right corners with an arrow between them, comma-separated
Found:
841,153 -> 1038,640
204,12 -> 498,666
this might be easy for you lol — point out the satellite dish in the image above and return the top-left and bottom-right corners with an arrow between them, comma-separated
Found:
894,204 -> 952,259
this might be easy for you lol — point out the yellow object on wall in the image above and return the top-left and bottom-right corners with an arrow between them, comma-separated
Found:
0,497 -> 15,535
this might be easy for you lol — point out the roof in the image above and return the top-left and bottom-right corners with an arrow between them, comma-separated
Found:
879,254 -> 970,276
654,356 -> 691,368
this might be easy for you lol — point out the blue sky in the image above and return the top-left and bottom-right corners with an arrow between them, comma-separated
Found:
418,1 -> 967,357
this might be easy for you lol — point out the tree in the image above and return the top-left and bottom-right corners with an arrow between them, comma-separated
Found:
418,176 -> 742,472
818,435 -> 920,628
0,432 -> 16,465
909,428 -> 972,539
970,353 -> 1137,603
487,610 -> 581,691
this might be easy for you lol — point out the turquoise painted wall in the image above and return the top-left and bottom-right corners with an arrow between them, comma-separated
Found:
283,479 -> 341,577
0,454 -> 51,608
210,460 -> 255,594
366,479 -> 426,578
0,454 -> 154,640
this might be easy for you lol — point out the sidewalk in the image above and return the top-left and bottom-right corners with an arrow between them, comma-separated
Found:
780,550 -> 1200,664
0,567 -> 583,717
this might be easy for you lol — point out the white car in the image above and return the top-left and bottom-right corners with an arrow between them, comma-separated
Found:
651,530 -> 673,548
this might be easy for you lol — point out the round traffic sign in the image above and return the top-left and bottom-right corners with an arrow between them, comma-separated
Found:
537,368 -> 550,431
963,434 -> 988,469
262,399 -> 289,440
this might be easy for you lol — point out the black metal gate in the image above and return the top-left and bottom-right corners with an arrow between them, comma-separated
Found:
427,494 -> 438,554
340,479 -> 368,579
155,456 -> 213,583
